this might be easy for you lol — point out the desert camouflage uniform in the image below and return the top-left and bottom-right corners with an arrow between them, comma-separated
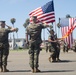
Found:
26,23 -> 46,69
48,34 -> 60,61
72,41 -> 76,52
0,28 -> 12,68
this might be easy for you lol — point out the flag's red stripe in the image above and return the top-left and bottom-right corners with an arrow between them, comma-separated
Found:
38,13 -> 55,19
30,12 -> 55,20
39,16 -> 55,21
29,7 -> 41,15
30,13 -> 55,23
29,7 -> 55,24
30,10 -> 43,17
29,7 -> 43,17
46,20 -> 55,23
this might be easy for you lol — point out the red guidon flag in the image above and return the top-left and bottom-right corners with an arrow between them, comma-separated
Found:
60,18 -> 76,48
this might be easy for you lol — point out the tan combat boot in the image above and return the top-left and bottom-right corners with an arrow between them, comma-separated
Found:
52,57 -> 56,62
48,57 -> 56,62
56,58 -> 61,62
31,68 -> 34,73
0,67 -> 3,72
3,66 -> 9,72
48,57 -> 51,62
34,68 -> 41,73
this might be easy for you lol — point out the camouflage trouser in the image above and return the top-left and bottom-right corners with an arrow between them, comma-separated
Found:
0,48 -> 9,67
46,46 -> 48,52
49,46 -> 56,60
63,46 -> 68,52
50,51 -> 56,60
28,41 -> 40,68
56,48 -> 60,59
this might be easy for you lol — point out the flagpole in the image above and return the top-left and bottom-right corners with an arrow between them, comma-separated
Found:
52,0 -> 57,34
57,18 -> 60,38
43,28 -> 45,46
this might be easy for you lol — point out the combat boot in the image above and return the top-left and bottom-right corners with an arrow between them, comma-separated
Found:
48,57 -> 56,62
31,68 -> 34,73
51,57 -> 56,62
48,57 -> 51,62
56,58 -> 61,62
3,66 -> 9,72
34,68 -> 41,73
0,67 -> 3,72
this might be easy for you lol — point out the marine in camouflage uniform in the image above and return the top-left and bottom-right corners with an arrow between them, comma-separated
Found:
45,42 -> 49,52
26,16 -> 49,73
63,42 -> 69,53
72,40 -> 76,52
0,21 -> 18,72
48,29 -> 61,62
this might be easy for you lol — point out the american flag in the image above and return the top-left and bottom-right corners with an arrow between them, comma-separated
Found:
29,0 -> 55,24
60,18 -> 76,48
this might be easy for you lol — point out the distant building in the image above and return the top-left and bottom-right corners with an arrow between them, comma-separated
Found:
9,38 -> 27,50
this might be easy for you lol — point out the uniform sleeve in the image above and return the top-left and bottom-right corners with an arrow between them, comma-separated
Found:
40,24 -> 47,29
54,34 -> 57,40
6,29 -> 12,33
26,26 -> 30,35
26,26 -> 28,33
48,35 -> 51,39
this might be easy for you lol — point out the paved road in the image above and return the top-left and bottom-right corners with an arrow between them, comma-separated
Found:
0,50 -> 76,75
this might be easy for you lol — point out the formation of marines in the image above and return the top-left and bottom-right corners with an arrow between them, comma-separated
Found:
0,16 -> 76,73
